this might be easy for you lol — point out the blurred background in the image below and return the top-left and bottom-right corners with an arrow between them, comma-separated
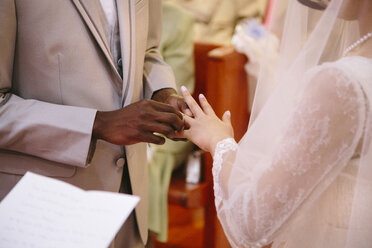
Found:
149,0 -> 277,247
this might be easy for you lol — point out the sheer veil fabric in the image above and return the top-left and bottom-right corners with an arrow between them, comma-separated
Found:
212,0 -> 372,247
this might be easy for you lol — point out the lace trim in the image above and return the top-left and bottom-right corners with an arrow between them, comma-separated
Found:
212,138 -> 238,207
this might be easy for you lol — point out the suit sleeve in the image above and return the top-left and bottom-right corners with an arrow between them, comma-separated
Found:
142,0 -> 177,100
0,0 -> 97,168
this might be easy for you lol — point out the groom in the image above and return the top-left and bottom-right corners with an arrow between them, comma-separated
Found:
0,0 -> 186,247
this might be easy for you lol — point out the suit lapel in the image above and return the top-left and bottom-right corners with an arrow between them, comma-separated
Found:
71,0 -> 122,82
117,0 -> 135,106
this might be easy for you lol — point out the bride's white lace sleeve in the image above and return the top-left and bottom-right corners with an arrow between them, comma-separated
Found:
212,67 -> 367,247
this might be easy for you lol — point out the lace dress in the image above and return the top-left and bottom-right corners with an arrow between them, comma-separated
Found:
212,56 -> 372,248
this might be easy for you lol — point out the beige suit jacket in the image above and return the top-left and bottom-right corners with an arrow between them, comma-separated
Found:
0,0 -> 176,244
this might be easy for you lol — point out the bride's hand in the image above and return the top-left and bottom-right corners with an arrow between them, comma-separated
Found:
180,86 -> 234,156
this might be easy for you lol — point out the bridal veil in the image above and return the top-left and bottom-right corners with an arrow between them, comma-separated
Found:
213,0 -> 372,247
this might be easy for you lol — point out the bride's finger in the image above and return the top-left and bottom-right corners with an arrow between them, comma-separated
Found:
181,86 -> 203,117
183,113 -> 195,127
182,128 -> 192,140
199,94 -> 215,115
222,110 -> 232,126
183,108 -> 193,117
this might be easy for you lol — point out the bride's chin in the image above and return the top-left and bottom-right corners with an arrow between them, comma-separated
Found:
337,0 -> 361,20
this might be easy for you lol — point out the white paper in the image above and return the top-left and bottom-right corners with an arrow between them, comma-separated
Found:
0,172 -> 139,248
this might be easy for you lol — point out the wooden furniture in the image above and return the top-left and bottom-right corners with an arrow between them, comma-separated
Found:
200,43 -> 250,248
167,168 -> 208,209
164,42 -> 250,248
167,42 -> 221,210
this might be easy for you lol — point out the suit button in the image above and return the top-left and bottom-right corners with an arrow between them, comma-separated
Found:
116,157 -> 125,168
118,58 -> 122,68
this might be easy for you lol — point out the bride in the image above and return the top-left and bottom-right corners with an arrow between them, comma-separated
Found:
179,0 -> 372,247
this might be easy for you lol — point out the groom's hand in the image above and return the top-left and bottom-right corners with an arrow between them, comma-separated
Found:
92,99 -> 184,145
151,88 -> 193,117
152,88 -> 192,141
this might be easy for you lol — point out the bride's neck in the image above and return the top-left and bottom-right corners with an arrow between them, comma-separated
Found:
358,1 -> 372,35
356,1 -> 372,57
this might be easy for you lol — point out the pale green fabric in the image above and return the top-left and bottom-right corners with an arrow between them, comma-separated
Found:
148,140 -> 194,242
158,1 -> 195,94
148,2 -> 195,242
172,0 -> 268,45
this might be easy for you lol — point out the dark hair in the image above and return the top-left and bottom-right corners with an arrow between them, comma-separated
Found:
297,0 -> 330,10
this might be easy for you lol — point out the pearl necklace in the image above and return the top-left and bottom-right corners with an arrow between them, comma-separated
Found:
343,32 -> 372,57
